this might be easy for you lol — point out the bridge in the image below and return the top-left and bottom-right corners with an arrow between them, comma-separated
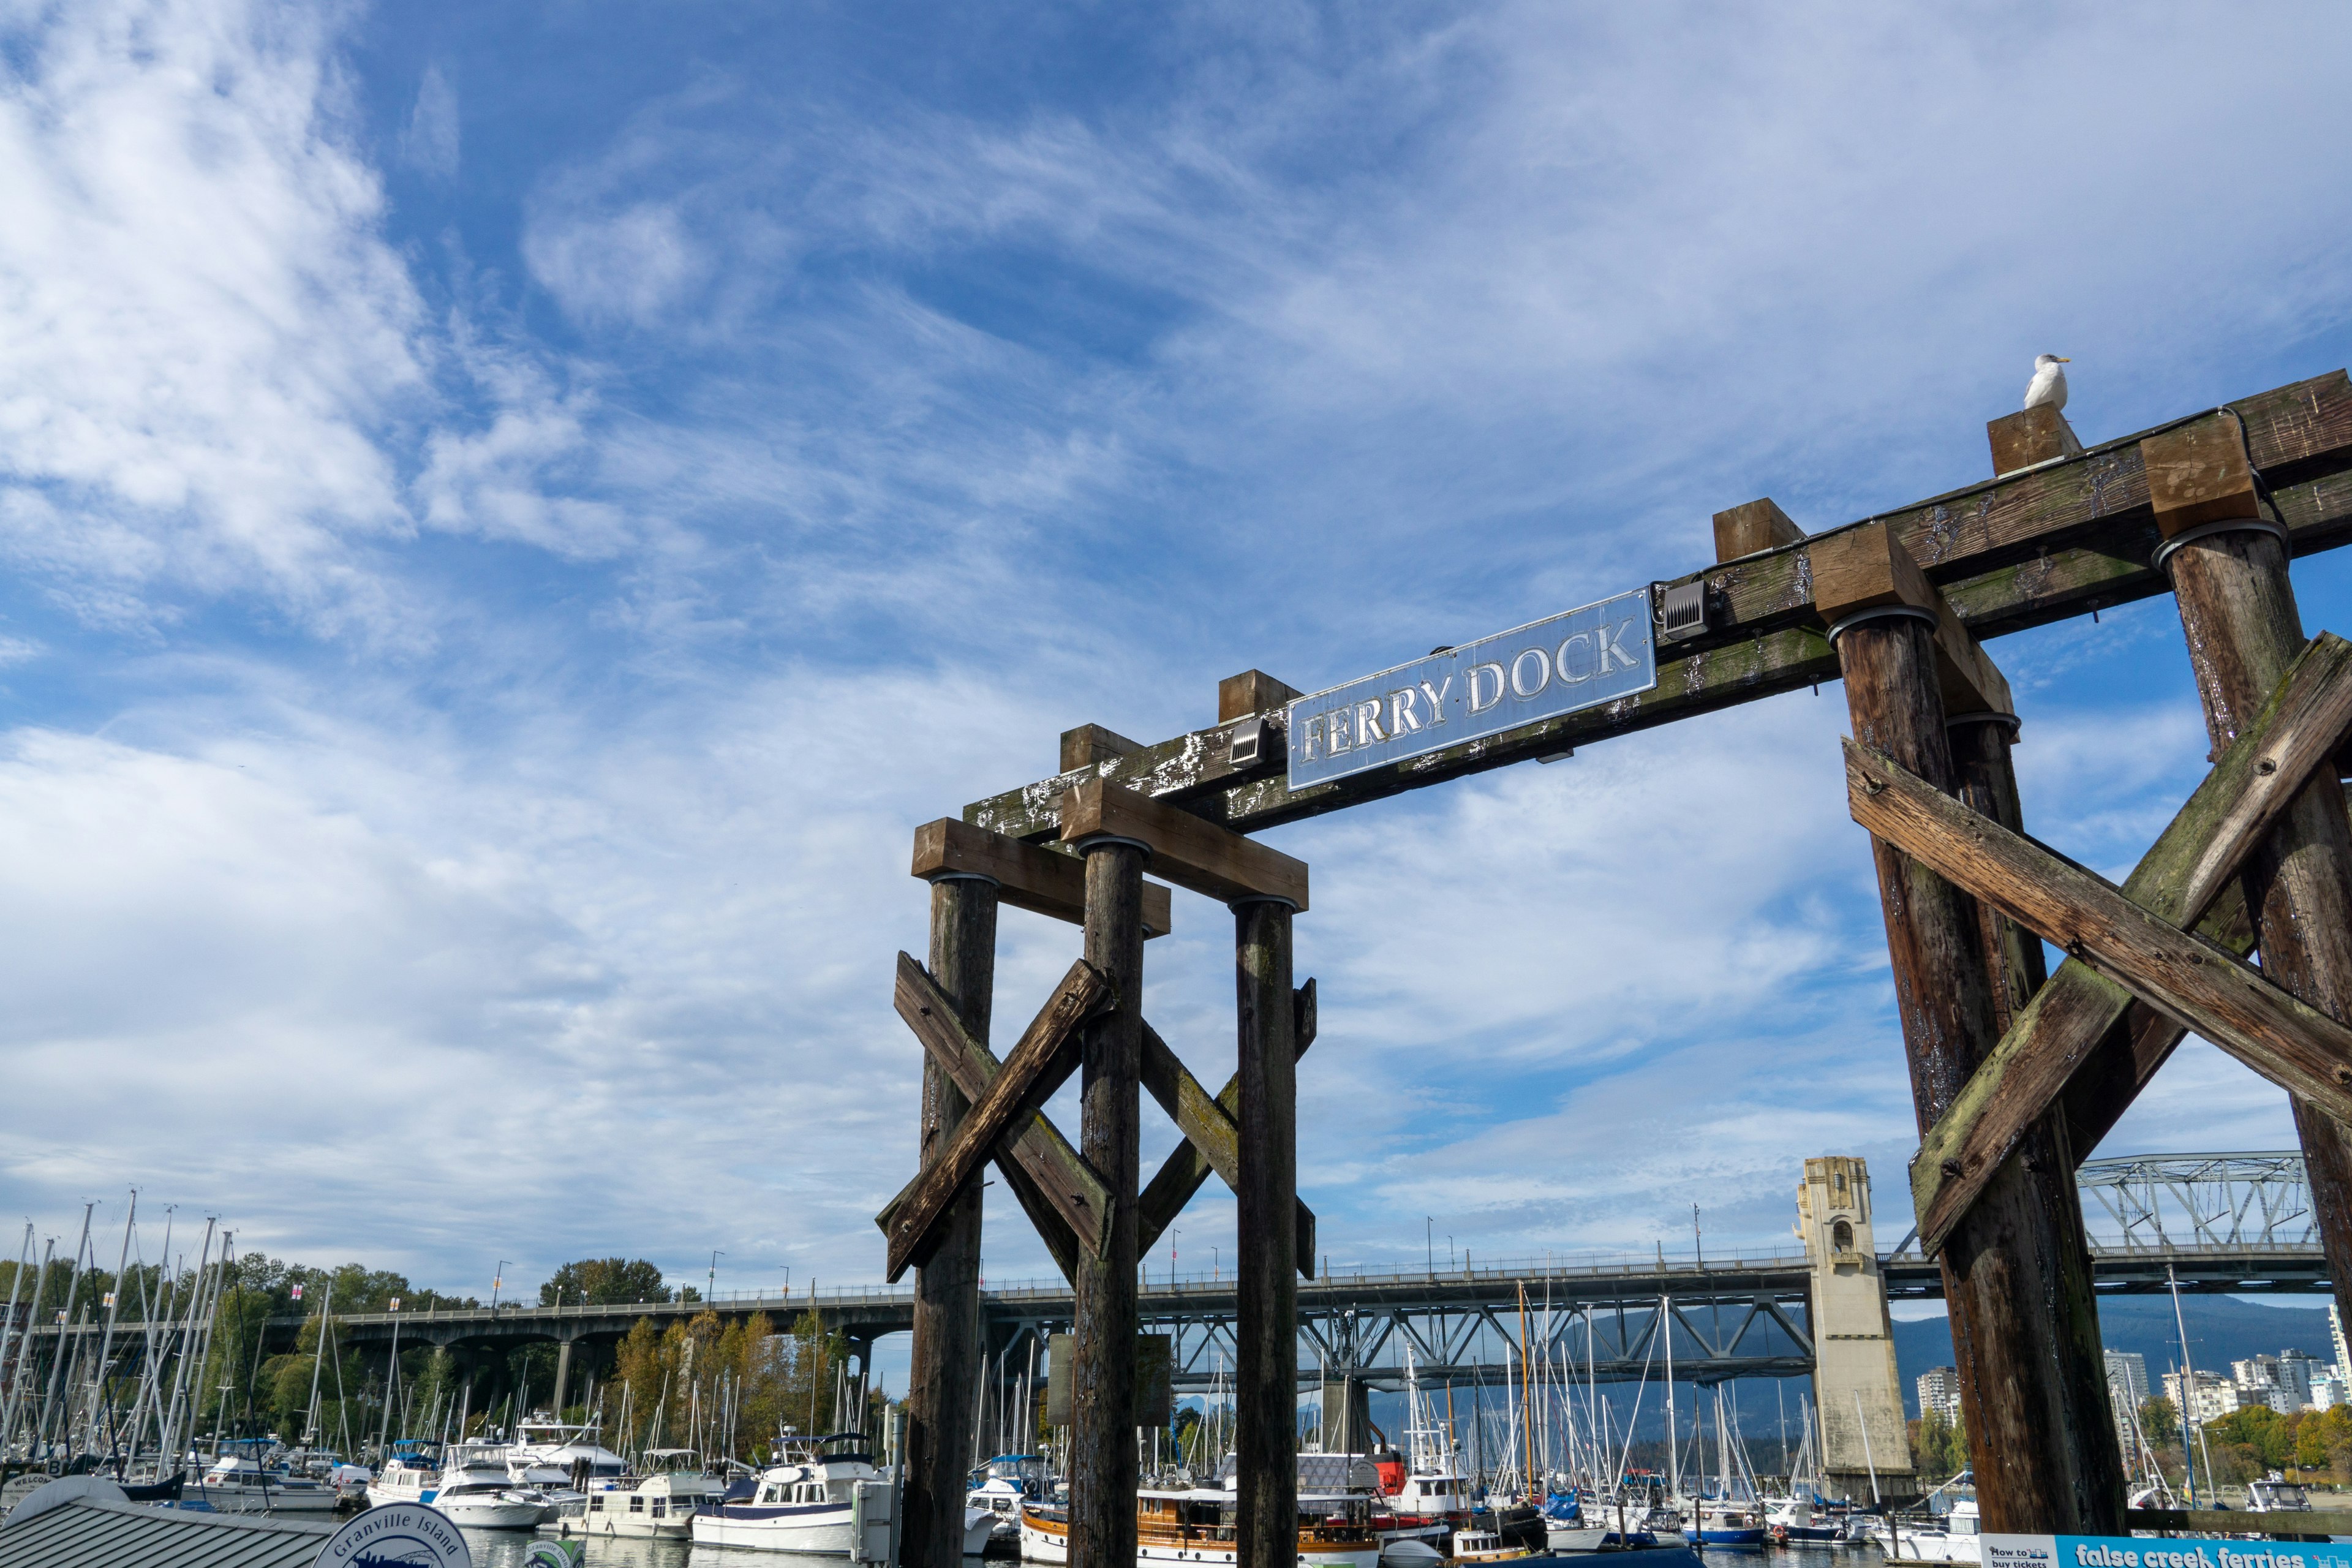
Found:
10,1151 -> 2323,1413
300,1150 -> 2334,1399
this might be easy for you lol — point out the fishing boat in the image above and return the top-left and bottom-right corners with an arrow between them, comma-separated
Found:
1018,1485 -> 1384,1568
564,1449 -> 730,1540
691,1430 -> 899,1553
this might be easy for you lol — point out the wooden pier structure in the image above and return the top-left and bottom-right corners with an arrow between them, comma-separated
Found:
883,369 -> 2352,1557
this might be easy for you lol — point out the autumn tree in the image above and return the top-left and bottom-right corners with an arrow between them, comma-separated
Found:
541,1258 -> 672,1306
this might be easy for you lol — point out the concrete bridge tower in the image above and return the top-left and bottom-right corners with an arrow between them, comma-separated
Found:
1796,1155 -> 1915,1498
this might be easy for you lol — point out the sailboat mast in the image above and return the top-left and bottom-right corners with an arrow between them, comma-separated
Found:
1660,1295 -> 1676,1499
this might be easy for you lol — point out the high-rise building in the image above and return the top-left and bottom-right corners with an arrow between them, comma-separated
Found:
1917,1365 -> 1962,1426
2106,1350 -> 2149,1420
2278,1349 -> 2321,1408
2312,1374 -> 2349,1411
2165,1368 -> 2239,1424
2333,1302 -> 2349,1379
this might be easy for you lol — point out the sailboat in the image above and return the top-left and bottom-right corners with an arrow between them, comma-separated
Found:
1689,1393 -> 1763,1547
1760,1396 -> 1841,1543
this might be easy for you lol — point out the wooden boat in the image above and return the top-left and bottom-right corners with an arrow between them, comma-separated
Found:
1019,1487 -> 1384,1568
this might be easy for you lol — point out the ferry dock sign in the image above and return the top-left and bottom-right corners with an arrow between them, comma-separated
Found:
1284,587 -> 1657,789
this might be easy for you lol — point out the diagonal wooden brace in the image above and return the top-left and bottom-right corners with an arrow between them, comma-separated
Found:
880,951 -> 1110,1282
878,956 -> 1114,1281
1846,739 -> 2352,1151
1139,1020 -> 1319,1278
1139,980 -> 1317,1263
1909,632 -> 2352,1251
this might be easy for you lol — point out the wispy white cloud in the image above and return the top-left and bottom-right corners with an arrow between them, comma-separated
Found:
0,0 -> 2347,1306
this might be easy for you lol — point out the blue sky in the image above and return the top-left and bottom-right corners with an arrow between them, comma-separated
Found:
2,0 -> 2352,1316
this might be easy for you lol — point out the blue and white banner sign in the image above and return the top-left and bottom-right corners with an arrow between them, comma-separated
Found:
1989,1536 -> 2343,1568
1284,587 -> 1657,789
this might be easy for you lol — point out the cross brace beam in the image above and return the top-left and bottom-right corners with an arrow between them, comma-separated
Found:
883,951 -> 1111,1281
1910,632 -> 2352,1250
1845,741 -> 2352,1141
1139,1020 -> 1317,1276
1140,982 -> 1317,1257
880,957 -> 1113,1280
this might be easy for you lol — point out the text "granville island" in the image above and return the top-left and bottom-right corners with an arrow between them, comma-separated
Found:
1284,587 -> 1658,789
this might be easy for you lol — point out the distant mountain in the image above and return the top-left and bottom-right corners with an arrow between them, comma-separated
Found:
1892,1296 -> 2335,1415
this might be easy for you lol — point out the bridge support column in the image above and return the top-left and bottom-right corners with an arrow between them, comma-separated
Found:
2148,418 -> 2352,1354
552,1338 -> 573,1415
1070,838 -> 1145,1568
1830,541 -> 2122,1532
903,873 -> 997,1568
1235,898 -> 1297,1568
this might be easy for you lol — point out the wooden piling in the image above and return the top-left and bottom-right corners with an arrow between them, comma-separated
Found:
902,873 -> 996,1568
1071,840 -> 1145,1568
1831,552 -> 2123,1531
2148,417 -> 2352,1351
1235,899 -> 1298,1568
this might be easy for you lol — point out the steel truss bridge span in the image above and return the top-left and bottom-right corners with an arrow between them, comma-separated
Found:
18,1153 -> 2313,1391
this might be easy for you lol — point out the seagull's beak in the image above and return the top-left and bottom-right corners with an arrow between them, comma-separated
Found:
2057,356 -> 2071,363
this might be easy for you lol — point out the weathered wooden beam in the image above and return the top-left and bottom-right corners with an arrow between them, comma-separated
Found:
1070,839 -> 1145,1568
902,881 -> 992,1568
1061,779 -> 1310,910
1812,521 -> 2012,718
2150,407 -> 2352,1395
1234,899 -> 1298,1568
1845,740 -> 2352,1128
1835,600 -> 2116,1531
1062,724 -> 1143,772
964,372 -> 2352,842
1912,633 -> 2352,1249
884,951 -> 1109,1275
880,958 -> 1114,1281
1713,498 -> 1804,562
1138,1020 -> 1316,1275
1219,670 -> 1301,723
1139,981 -> 1316,1262
1988,405 -> 2082,475
912,818 -> 1171,939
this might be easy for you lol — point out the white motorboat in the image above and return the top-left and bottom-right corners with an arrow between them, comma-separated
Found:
190,1447 -> 341,1515
505,1417 -> 630,1491
2248,1475 -> 2313,1513
366,1442 -> 442,1507
1875,1498 -> 1981,1563
969,1452 -> 1052,1548
425,1441 -> 548,1529
564,1450 -> 729,1540
692,1431 -> 896,1553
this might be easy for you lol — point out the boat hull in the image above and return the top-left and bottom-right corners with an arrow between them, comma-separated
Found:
432,1495 -> 546,1529
694,1502 -> 860,1553
190,1480 -> 340,1514
1021,1506 -> 1381,1568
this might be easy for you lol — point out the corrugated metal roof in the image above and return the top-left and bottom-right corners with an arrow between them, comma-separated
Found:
0,1497 -> 338,1568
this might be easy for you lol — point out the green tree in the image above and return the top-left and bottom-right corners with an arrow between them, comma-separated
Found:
2140,1396 -> 2180,1448
541,1258 -> 671,1306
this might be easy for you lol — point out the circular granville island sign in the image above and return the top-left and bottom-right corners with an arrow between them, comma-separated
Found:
314,1502 -> 473,1568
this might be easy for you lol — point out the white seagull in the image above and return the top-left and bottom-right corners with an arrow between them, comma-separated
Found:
2024,353 -> 2071,412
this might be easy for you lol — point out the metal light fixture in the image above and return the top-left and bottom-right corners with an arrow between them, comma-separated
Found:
1657,579 -> 1710,644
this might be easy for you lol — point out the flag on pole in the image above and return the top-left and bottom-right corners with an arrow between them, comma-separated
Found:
290,1283 -> 304,1300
